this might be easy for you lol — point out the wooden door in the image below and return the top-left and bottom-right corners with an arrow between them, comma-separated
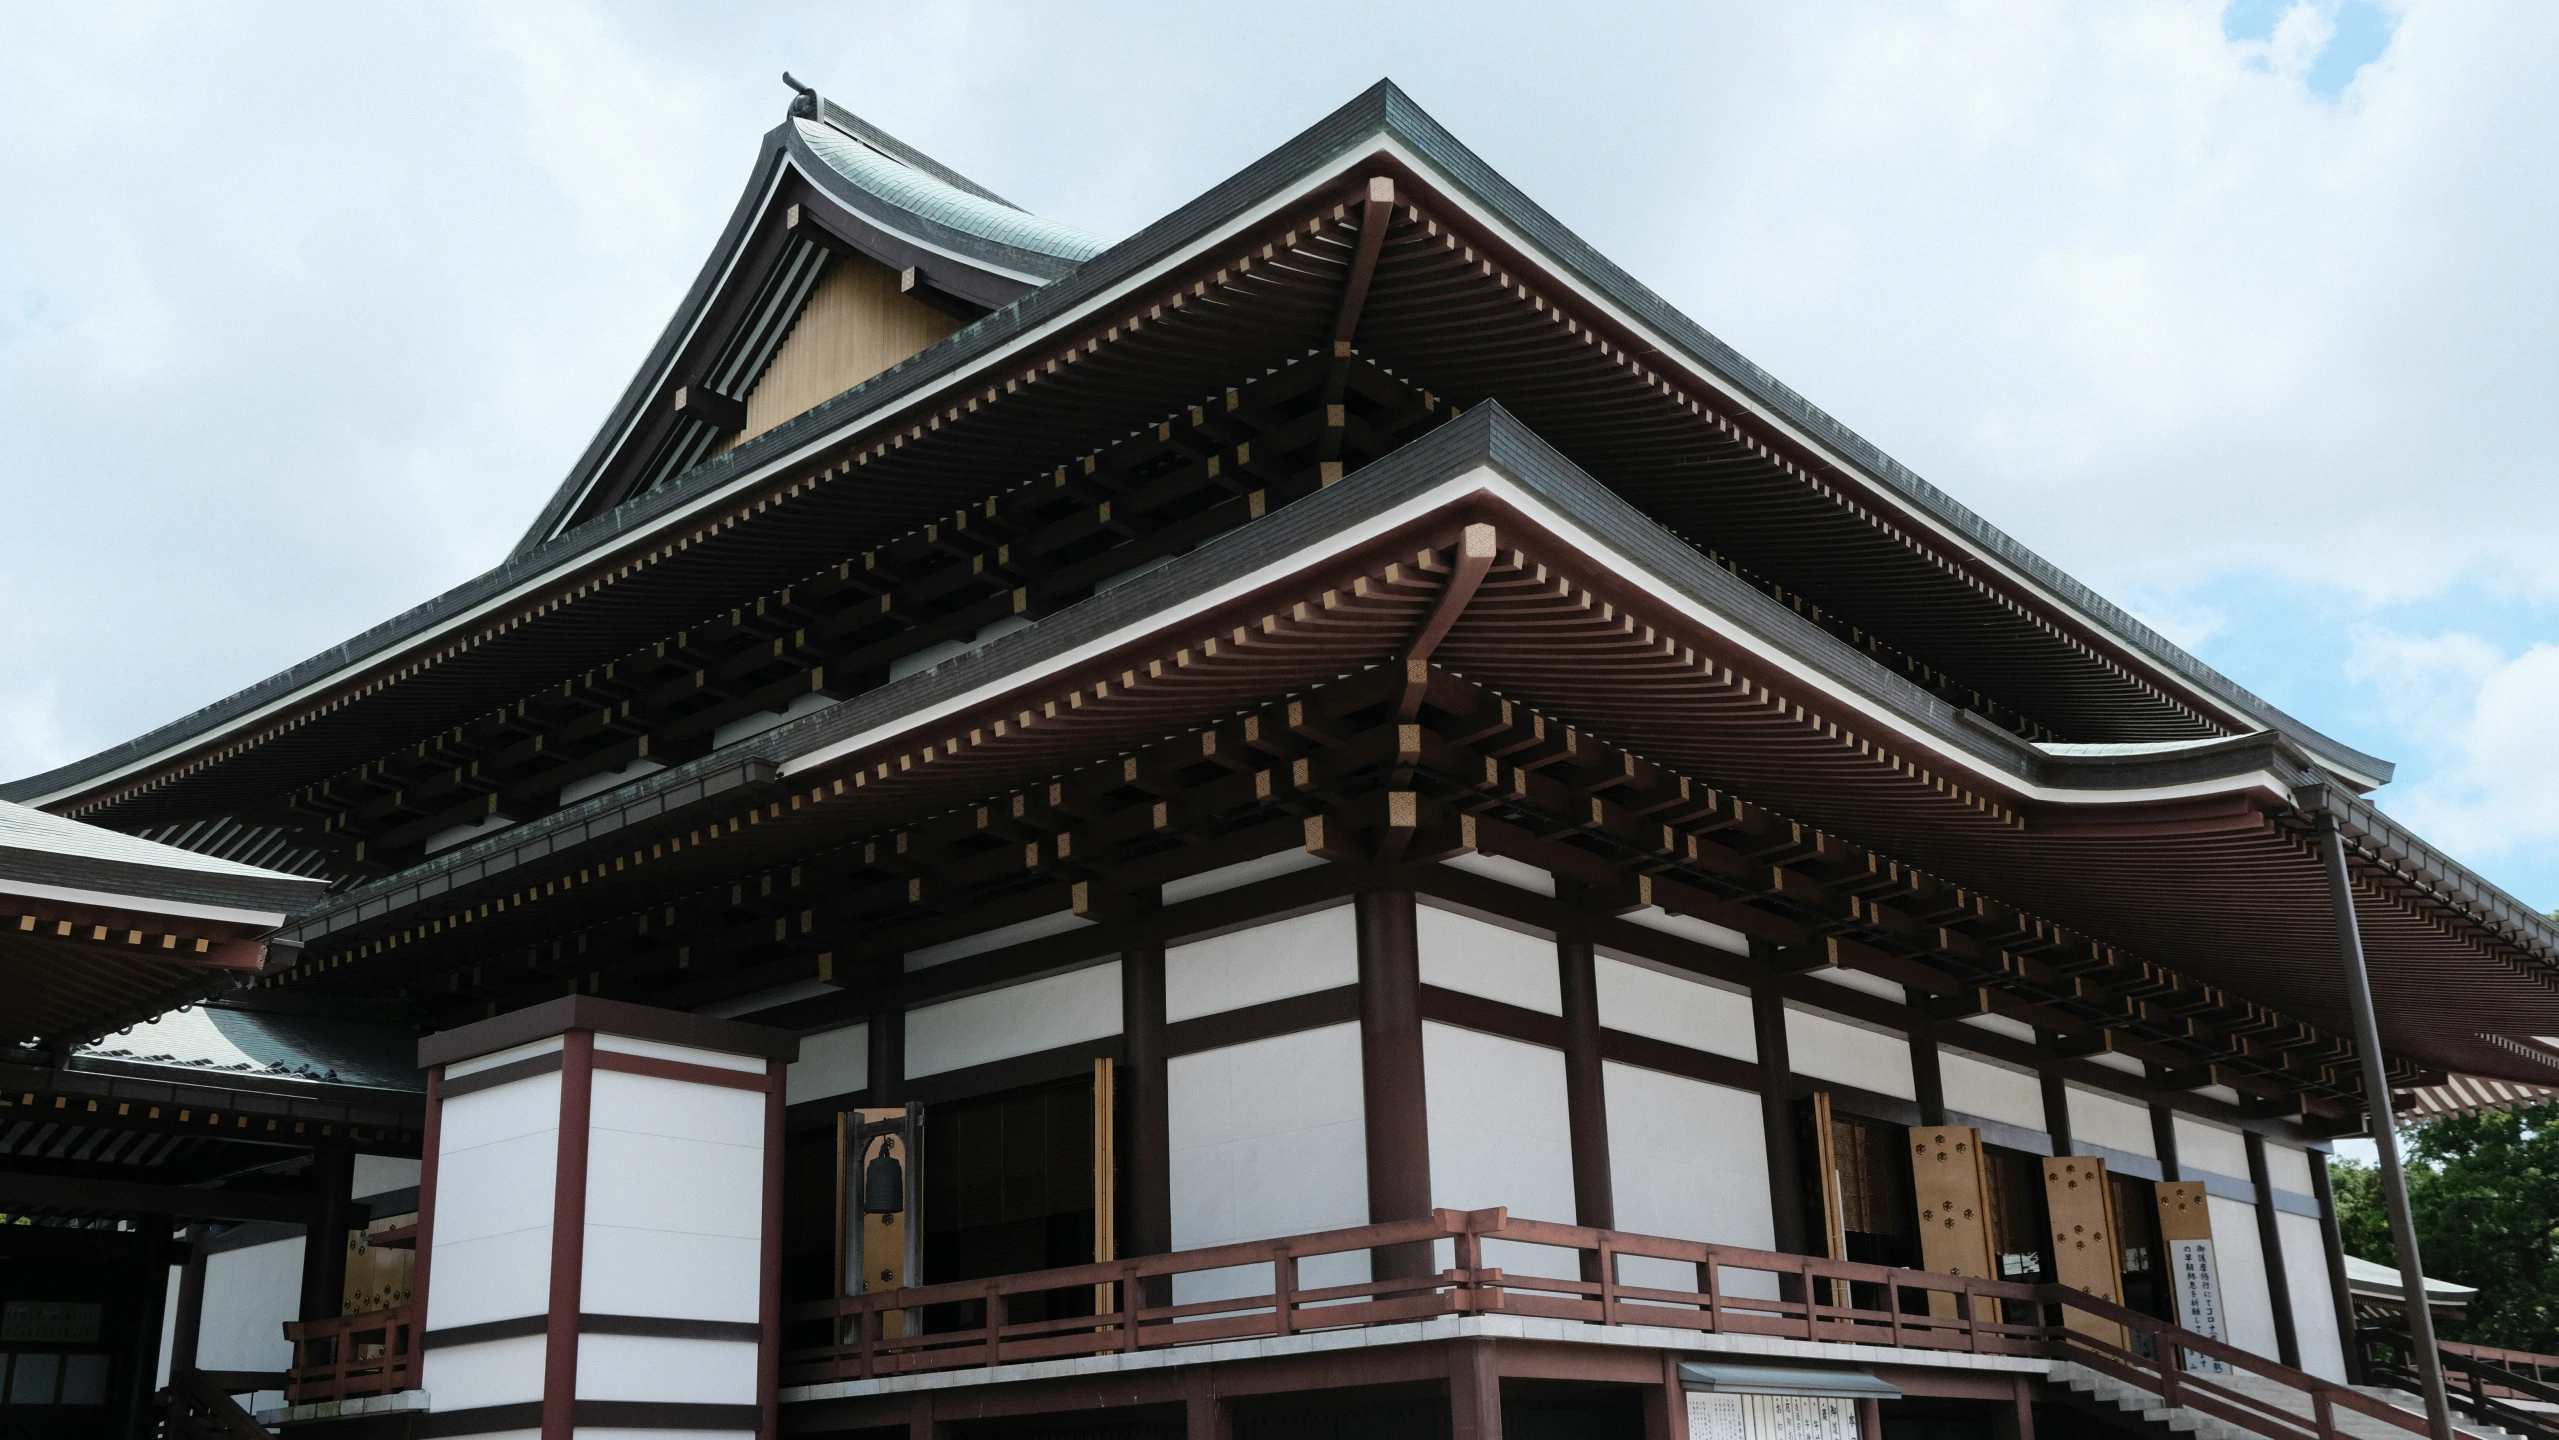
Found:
1909,1126 -> 1996,1319
2043,1154 -> 2126,1346
2155,1180 -> 2230,1371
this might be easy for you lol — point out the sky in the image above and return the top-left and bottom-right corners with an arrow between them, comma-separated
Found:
0,1 -> 2552,907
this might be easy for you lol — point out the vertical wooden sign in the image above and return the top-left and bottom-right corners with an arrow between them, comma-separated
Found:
1909,1126 -> 1996,1318
1808,1092 -> 1848,1308
839,1107 -> 914,1338
1092,1057 -> 1118,1316
2155,1180 -> 2229,1372
2043,1154 -> 2126,1346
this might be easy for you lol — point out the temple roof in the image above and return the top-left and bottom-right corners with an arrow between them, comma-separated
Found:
793,115 -> 1106,268
0,80 -> 2394,830
257,405 -> 2559,1105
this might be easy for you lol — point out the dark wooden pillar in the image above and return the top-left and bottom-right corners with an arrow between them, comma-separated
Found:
1447,1336 -> 1503,1440
2248,1131 -> 2303,1368
300,1143 -> 354,1323
1909,1003 -> 1945,1127
1643,1350 -> 1689,1440
2152,1102 -> 2183,1182
1357,888 -> 1432,1280
1557,933 -> 1613,1278
868,1008 -> 906,1105
2311,1151 -> 2364,1382
2037,1040 -> 2075,1157
1183,1362 -> 1231,1439
1996,1375 -> 2037,1440
1751,985 -> 1807,1256
167,1223 -> 208,1379
1124,941 -> 1174,1306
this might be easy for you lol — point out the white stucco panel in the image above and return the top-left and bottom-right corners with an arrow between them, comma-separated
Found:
904,962 -> 1121,1077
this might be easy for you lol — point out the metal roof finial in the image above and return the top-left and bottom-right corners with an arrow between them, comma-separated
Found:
782,72 -> 820,121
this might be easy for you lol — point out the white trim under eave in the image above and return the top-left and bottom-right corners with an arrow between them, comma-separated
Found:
25,141 -> 1392,813
0,878 -> 291,929
777,464 -> 2301,815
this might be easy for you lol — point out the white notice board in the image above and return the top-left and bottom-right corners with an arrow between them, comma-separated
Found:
2169,1236 -> 2232,1375
1687,1391 -> 1862,1440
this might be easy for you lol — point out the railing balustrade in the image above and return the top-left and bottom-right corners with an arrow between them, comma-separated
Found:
265,1210 -> 2427,1440
278,1304 -> 417,1405
778,1206 -> 2421,1440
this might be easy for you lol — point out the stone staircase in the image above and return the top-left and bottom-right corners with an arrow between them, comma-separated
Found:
2052,1360 -> 2526,1440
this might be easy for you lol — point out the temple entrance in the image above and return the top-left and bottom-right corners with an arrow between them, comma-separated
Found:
920,1073 -> 1105,1331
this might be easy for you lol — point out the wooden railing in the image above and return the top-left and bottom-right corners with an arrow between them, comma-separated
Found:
279,1304 -> 417,1405
2364,1331 -> 2559,1440
780,1206 -> 2427,1440
160,1369 -> 283,1440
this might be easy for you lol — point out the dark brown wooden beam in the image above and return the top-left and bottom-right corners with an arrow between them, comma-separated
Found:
0,1170 -> 315,1225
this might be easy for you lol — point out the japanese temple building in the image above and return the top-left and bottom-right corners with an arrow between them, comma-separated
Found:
5,76 -> 2556,1440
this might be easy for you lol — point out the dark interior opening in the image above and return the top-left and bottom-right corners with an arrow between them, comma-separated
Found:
921,1076 -> 1097,1333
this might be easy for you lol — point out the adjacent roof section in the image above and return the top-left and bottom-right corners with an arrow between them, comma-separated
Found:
0,800 -> 327,1052
0,799 -> 324,921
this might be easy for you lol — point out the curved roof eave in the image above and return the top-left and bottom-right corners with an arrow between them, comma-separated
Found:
7,80 -> 2391,813
274,405 -> 2555,1048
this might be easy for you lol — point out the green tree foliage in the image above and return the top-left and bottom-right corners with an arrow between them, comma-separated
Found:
2333,1100 -> 2559,1352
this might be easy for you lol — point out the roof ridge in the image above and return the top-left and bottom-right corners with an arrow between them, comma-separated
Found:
811,95 -> 1020,209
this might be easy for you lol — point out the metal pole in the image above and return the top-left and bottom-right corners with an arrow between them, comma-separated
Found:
2319,813 -> 2453,1440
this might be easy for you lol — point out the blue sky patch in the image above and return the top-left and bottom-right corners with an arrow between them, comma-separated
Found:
2224,0 -> 2400,97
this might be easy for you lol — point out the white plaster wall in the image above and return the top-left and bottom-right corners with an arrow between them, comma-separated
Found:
2277,1208 -> 2347,1381
1940,1050 -> 2046,1133
1161,848 -> 1326,905
787,1022 -> 868,1104
574,1431 -> 748,1440
1806,968 -> 1906,1003
2066,1086 -> 2156,1158
1594,958 -> 1754,1061
1165,907 -> 1356,1022
428,1073 -> 561,1329
2263,1142 -> 2316,1196
1603,1062 -> 1778,1302
195,1237 -> 300,1372
155,1265 -> 180,1387
1619,906 -> 1749,955
583,1069 -> 765,1323
1169,1023 -> 1369,1305
1442,850 -> 1555,896
904,962 -> 1121,1077
1785,1007 -> 1913,1100
2174,1117 -> 2251,1180
447,1035 -> 564,1078
425,1333 -> 547,1410
577,1333 -> 758,1404
596,1033 -> 762,1074
1425,1022 -> 1577,1279
1416,905 -> 1559,1014
1959,1013 -> 2037,1045
353,1154 -> 422,1199
2208,1194 -> 2281,1363
904,910 -> 1090,970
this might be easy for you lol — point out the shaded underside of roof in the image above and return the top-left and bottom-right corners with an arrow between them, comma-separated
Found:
260,407 -> 2559,1097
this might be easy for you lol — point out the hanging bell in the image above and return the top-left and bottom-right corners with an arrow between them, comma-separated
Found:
861,1140 -> 905,1215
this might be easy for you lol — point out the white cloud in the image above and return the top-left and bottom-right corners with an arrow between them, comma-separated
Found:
2349,629 -> 2559,875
